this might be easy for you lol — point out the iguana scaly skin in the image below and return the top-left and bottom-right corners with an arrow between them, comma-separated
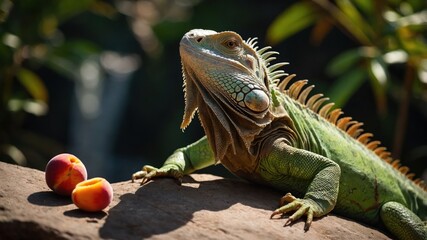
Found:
132,29 -> 427,239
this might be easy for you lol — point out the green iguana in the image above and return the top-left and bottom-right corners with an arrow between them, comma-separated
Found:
132,29 -> 427,240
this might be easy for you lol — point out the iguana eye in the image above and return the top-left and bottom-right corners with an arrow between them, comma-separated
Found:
223,39 -> 240,50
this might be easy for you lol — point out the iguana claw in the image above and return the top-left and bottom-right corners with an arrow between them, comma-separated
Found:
131,170 -> 146,183
131,165 -> 183,185
270,193 -> 315,231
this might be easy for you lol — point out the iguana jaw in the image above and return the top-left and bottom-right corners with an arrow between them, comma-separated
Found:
179,29 -> 271,130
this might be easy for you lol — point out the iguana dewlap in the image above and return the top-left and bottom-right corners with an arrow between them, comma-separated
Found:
132,29 -> 427,240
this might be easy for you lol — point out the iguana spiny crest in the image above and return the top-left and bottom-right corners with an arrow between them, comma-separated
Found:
179,29 -> 425,191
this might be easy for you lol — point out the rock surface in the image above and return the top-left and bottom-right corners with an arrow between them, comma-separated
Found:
0,161 -> 391,239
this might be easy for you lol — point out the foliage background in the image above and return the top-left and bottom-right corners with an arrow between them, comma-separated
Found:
1,0 -> 426,182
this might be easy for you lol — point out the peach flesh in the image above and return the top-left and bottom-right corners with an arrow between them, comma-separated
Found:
72,177 -> 113,212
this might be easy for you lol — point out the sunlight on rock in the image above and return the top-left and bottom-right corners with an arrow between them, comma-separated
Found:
181,182 -> 201,189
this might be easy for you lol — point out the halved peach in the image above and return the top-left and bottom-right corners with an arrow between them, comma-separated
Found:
71,177 -> 113,212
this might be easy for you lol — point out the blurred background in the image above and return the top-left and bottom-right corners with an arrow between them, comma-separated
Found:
1,0 -> 426,183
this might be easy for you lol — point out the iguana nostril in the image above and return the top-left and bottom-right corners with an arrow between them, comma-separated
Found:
196,37 -> 203,43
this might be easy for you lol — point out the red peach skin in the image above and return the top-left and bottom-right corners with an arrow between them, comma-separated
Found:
45,153 -> 88,196
72,177 -> 113,212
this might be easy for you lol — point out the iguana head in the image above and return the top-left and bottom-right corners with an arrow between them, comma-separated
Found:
179,29 -> 289,161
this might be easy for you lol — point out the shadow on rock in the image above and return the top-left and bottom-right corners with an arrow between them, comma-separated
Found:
27,191 -> 72,207
99,176 -> 281,239
63,209 -> 107,220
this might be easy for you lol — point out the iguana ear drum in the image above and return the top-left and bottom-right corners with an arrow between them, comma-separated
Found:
243,89 -> 269,112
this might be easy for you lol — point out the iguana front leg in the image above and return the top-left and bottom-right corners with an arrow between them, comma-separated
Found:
260,139 -> 340,230
132,136 -> 215,184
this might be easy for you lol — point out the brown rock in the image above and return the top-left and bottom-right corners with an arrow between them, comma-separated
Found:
0,161 -> 391,239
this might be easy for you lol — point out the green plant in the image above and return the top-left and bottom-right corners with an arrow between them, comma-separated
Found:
0,0 -> 115,167
267,0 -> 427,159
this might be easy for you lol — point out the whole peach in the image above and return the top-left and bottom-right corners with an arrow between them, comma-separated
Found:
45,153 -> 88,196
72,177 -> 113,212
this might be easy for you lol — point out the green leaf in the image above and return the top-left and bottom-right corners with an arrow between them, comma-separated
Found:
44,40 -> 100,80
0,144 -> 27,166
44,55 -> 78,80
418,59 -> 427,84
16,68 -> 48,102
398,27 -> 427,57
310,18 -> 334,44
352,0 -> 373,16
326,48 -> 362,77
382,50 -> 408,64
56,0 -> 95,22
369,58 -> 388,86
368,58 -> 389,115
0,0 -> 13,22
310,0 -> 373,45
327,68 -> 367,107
266,2 -> 317,44
8,98 -> 48,116
336,0 -> 375,41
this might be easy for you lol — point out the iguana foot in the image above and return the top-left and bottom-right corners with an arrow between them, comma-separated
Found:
270,193 -> 315,231
131,165 -> 183,185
